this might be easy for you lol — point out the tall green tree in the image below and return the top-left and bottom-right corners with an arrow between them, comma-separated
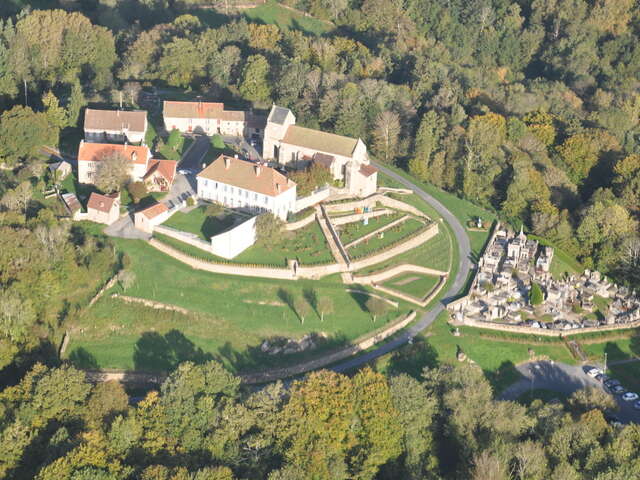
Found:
239,54 -> 272,103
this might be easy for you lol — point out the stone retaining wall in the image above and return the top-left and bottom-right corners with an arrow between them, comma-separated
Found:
240,311 -> 417,384
378,187 -> 413,195
88,271 -> 121,307
111,293 -> 190,315
351,262 -> 448,284
285,213 -> 317,231
154,225 -> 211,253
330,209 -> 393,226
458,317 -> 640,337
324,193 -> 429,220
294,187 -> 331,212
377,195 -> 429,218
372,275 -> 447,308
319,205 -> 350,264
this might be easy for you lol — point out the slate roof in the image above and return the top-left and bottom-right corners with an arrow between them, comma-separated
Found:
268,105 -> 292,125
359,164 -> 378,177
61,193 -> 81,214
87,192 -> 118,214
84,108 -> 147,133
197,155 -> 294,197
282,125 -> 358,158
78,142 -> 150,165
139,202 -> 168,220
313,153 -> 335,169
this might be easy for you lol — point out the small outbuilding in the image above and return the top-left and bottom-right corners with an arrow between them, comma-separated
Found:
87,192 -> 120,225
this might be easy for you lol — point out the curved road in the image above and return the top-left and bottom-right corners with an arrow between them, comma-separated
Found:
332,162 -> 472,373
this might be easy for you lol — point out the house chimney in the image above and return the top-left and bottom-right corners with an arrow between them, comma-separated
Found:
131,151 -> 138,163
276,183 -> 281,193
224,156 -> 230,169
255,165 -> 261,176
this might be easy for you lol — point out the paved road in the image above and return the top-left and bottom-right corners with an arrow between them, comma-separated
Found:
500,360 -> 640,424
332,163 -> 472,373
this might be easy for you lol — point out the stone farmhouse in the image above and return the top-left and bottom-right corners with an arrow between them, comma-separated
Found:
84,108 -> 148,144
163,101 -> 266,140
86,192 -> 120,225
262,105 -> 377,197
197,155 -> 297,220
77,141 -> 176,192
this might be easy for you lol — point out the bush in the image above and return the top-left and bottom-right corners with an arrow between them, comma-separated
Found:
127,181 -> 148,204
529,283 -> 544,306
186,196 -> 195,207
211,134 -> 225,149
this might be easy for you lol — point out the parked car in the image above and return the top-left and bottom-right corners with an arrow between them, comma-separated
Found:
178,169 -> 189,175
587,368 -> 602,378
634,401 -> 640,410
611,385 -> 627,395
622,392 -> 639,402
605,379 -> 621,388
595,373 -> 609,382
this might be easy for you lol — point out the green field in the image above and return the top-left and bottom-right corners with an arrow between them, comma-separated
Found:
373,311 -> 576,392
243,1 -> 332,35
158,135 -> 193,161
337,212 -> 403,245
381,273 -> 440,299
65,235 -> 412,373
347,218 -> 427,259
163,206 -> 238,240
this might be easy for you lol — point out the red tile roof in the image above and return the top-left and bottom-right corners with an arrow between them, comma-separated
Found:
359,164 -> 378,177
87,192 -> 118,214
140,202 -> 168,219
197,155 -> 295,197
143,159 -> 177,184
78,142 -> 150,165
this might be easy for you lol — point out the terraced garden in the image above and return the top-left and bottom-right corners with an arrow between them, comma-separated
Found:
381,273 -> 440,299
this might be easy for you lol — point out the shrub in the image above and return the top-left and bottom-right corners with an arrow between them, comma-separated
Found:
167,129 -> 182,149
529,283 -> 544,305
186,196 -> 195,207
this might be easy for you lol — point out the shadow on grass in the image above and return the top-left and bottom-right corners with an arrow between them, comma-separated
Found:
133,330 -> 213,372
484,360 -> 520,393
385,337 -> 439,379
68,347 -> 99,370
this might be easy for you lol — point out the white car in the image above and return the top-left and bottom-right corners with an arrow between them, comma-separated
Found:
177,169 -> 189,175
622,392 -> 638,402
587,368 -> 602,378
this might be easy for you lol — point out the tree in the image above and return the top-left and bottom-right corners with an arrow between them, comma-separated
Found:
317,297 -> 333,322
42,91 -> 67,129
158,38 -> 203,88
293,297 -> 311,324
372,111 -> 401,163
117,270 -> 136,291
66,80 -> 86,128
239,54 -> 271,103
127,181 -> 148,204
95,151 -> 131,193
408,111 -> 445,182
365,296 -> 389,322
568,387 -> 617,414
0,106 -> 57,166
255,213 -> 284,246
529,283 -> 544,305
289,163 -> 333,196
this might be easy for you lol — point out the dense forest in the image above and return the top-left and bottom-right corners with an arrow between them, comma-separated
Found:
1,0 -> 640,478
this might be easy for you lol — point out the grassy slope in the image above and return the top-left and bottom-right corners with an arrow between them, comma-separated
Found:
381,273 -> 440,299
65,236 -> 412,372
243,1 -> 331,35
163,206 -> 236,240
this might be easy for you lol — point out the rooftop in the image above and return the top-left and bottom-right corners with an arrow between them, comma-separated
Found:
139,202 -> 168,220
84,108 -> 147,133
268,105 -> 292,125
87,192 -> 118,213
163,101 -> 266,128
197,155 -> 295,197
78,141 -> 150,165
282,125 -> 359,158
143,159 -> 177,183
359,164 -> 378,177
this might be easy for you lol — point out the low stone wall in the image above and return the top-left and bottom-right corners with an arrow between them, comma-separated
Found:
324,193 -> 429,220
458,317 -> 640,337
372,275 -> 447,308
88,271 -> 121,307
377,195 -> 429,219
352,263 -> 448,284
294,187 -> 331,212
350,223 -> 439,272
154,225 -> 211,253
378,187 -> 412,195
323,196 -> 377,213
111,293 -> 190,315
149,239 -> 297,280
319,205 -> 350,264
331,209 -> 393,226
240,311 -> 417,384
285,212 -> 316,231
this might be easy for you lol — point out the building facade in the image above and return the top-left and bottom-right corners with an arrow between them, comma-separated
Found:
134,202 -> 170,233
84,108 -> 148,144
163,101 -> 266,140
197,155 -> 297,220
86,192 -> 120,225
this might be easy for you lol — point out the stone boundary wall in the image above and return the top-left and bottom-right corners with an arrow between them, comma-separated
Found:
319,205 -> 350,264
111,293 -> 190,315
285,212 -> 317,231
148,239 -> 296,280
240,311 -> 417,384
331,209 -> 393,226
294,187 -> 331,212
373,275 -> 447,307
349,223 -> 439,272
324,193 -> 429,220
154,225 -> 211,253
458,317 -> 640,337
377,187 -> 413,195
377,195 -> 429,219
88,271 -> 121,307
344,215 -> 409,249
352,263 -> 448,284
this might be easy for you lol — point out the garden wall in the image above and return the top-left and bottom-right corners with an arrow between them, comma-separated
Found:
352,263 -> 448,284
154,225 -> 212,253
330,209 -> 393,226
294,186 -> 331,212
324,193 -> 429,219
457,317 -> 640,337
285,212 -> 316,231
210,215 -> 256,259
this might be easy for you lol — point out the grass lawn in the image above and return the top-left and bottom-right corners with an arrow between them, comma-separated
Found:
347,218 -> 427,259
337,212 -> 403,246
202,141 -> 237,166
607,361 -> 640,394
372,310 -> 575,392
158,135 -> 194,161
156,219 -> 334,266
381,273 -> 440,299
580,336 -> 638,363
243,0 -> 332,35
163,206 -> 237,240
64,234 -> 412,373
